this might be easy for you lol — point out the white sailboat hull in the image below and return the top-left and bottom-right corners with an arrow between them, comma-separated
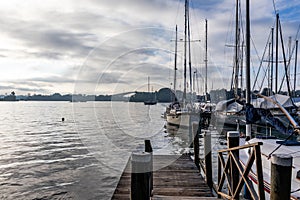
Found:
166,110 -> 199,128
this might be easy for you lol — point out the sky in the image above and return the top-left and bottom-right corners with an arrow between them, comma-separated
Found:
0,0 -> 299,95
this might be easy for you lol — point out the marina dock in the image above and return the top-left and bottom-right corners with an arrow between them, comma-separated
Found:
112,154 -> 215,200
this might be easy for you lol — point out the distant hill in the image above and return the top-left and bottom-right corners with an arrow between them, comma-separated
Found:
129,88 -> 176,103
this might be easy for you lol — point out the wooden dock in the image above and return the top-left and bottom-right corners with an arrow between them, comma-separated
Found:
112,154 -> 216,200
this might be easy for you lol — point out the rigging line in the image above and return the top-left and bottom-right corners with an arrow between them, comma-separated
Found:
189,0 -> 201,40
224,4 -> 235,54
258,66 -> 270,92
291,188 -> 300,194
295,24 -> 300,41
258,46 -> 274,92
272,0 -> 277,15
251,35 -> 262,65
174,0 -> 182,26
250,37 -> 263,90
278,19 -> 292,95
238,0 -> 245,41
267,130 -> 295,159
279,40 -> 297,92
252,30 -> 272,91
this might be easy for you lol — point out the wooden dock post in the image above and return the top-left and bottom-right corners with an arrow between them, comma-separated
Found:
131,152 -> 151,200
203,130 -> 213,189
144,140 -> 153,196
189,116 -> 193,148
227,131 -> 239,196
192,122 -> 200,170
270,154 -> 293,200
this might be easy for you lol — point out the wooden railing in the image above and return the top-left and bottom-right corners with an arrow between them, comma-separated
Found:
217,142 -> 265,200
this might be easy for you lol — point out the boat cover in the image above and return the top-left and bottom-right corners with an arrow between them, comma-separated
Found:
215,98 -> 244,112
252,94 -> 295,109
246,103 -> 294,135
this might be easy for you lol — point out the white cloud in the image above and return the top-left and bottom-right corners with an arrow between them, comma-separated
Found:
0,0 -> 299,95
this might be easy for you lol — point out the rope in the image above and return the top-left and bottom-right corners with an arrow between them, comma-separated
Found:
291,188 -> 300,194
267,130 -> 295,159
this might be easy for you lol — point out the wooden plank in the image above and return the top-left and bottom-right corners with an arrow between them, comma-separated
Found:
153,188 -> 213,196
153,196 -> 218,200
111,154 -> 214,200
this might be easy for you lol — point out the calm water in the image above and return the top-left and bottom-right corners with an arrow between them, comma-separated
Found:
0,101 -> 199,200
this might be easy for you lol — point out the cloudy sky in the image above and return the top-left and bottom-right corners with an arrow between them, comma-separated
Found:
0,0 -> 299,95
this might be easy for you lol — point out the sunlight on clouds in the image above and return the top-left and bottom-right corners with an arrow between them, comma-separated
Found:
0,0 -> 298,95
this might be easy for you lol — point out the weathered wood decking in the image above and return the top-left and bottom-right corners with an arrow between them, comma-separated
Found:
112,154 -> 216,200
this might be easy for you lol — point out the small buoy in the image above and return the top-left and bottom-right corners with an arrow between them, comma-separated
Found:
62,118 -> 65,122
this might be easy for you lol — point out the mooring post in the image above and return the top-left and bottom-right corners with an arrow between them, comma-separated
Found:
203,130 -> 213,189
131,152 -> 151,200
227,131 -> 240,196
270,154 -> 293,200
189,115 -> 193,147
192,122 -> 200,170
144,140 -> 153,196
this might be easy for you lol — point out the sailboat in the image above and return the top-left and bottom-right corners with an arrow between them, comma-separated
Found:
144,76 -> 157,105
237,1 -> 300,199
166,0 -> 199,128
213,0 -> 247,133
249,14 -> 300,135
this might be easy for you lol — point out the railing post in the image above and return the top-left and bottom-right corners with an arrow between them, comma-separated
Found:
131,152 -> 151,200
144,140 -> 153,196
203,130 -> 213,189
254,144 -> 265,200
227,131 -> 240,198
192,122 -> 200,170
217,152 -> 221,198
270,154 -> 293,200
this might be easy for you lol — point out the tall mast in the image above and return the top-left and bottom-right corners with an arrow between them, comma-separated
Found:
182,0 -> 188,103
187,0 -> 192,97
271,28 -> 274,93
279,20 -> 292,96
234,0 -> 239,98
275,13 -> 279,94
289,36 -> 292,83
294,40 -> 299,97
147,76 -> 150,92
205,19 -> 208,100
174,25 -> 178,93
268,42 -> 272,96
240,40 -> 244,98
245,0 -> 251,138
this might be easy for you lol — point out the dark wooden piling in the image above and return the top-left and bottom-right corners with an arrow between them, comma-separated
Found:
203,130 -> 213,189
145,140 -> 153,195
270,154 -> 293,200
131,152 -> 151,200
227,131 -> 239,196
192,122 -> 200,170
